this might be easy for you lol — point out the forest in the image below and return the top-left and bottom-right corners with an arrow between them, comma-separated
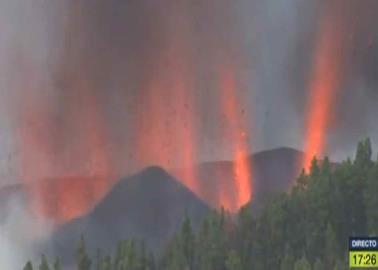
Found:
24,139 -> 378,270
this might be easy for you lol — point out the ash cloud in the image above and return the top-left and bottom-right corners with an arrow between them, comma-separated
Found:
0,194 -> 53,269
0,0 -> 378,265
1,0 -> 378,181
240,0 -> 378,160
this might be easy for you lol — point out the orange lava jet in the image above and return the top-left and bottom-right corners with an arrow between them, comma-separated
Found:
303,3 -> 346,171
11,0 -> 116,224
14,53 -> 113,224
135,67 -> 199,194
17,87 -> 113,224
134,4 -> 199,196
218,64 -> 253,211
11,0 -> 257,223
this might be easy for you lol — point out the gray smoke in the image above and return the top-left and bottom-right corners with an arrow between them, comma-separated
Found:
1,0 -> 378,182
1,0 -> 378,267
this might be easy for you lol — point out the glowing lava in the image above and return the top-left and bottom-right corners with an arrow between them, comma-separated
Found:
11,0 -> 257,224
134,3 -> 199,196
303,4 -> 346,171
14,54 -> 113,224
219,64 -> 253,211
17,87 -> 113,224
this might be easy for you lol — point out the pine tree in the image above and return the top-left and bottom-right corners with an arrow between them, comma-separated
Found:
165,215 -> 195,270
325,223 -> 338,268
294,256 -> 311,270
225,250 -> 242,270
125,240 -> 137,269
95,249 -> 102,270
237,206 -> 255,269
24,261 -> 33,270
197,211 -> 228,270
53,258 -> 61,270
297,169 -> 308,190
181,214 -> 195,269
39,255 -> 50,270
99,255 -> 112,270
165,236 -> 187,270
280,252 -> 294,270
139,241 -> 148,270
365,155 -> 378,234
313,258 -> 324,270
310,157 -> 320,178
114,240 -> 126,269
355,138 -> 373,170
76,235 -> 91,270
322,156 -> 331,177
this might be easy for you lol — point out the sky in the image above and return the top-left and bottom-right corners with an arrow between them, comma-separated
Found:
0,0 -> 377,186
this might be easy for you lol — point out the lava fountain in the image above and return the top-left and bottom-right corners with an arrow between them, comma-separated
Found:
16,82 -> 113,224
133,2 -> 200,196
218,63 -> 253,211
13,38 -> 114,224
303,2 -> 347,171
10,0 -> 256,224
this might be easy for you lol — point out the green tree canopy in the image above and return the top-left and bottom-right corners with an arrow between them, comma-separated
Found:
24,261 -> 33,270
39,255 -> 50,270
294,256 -> 311,270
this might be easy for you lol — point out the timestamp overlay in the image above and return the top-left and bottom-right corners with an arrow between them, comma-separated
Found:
350,237 -> 378,268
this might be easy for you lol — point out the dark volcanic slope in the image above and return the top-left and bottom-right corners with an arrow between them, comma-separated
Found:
251,147 -> 304,202
49,166 -> 209,261
176,147 -> 304,209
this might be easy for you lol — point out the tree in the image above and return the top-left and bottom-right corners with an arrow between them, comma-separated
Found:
365,157 -> 378,234
297,169 -> 308,190
99,255 -> 112,270
313,258 -> 324,270
322,156 -> 331,177
179,214 -> 195,269
294,256 -> 311,270
76,235 -> 91,270
164,236 -> 187,270
325,223 -> 338,268
226,250 -> 242,270
237,206 -> 255,269
39,255 -> 50,270
53,258 -> 61,270
139,241 -> 148,270
114,240 -> 126,269
197,211 -> 228,270
280,252 -> 294,270
310,157 -> 320,178
124,240 -> 138,269
24,261 -> 33,270
165,214 -> 196,270
355,138 -> 372,169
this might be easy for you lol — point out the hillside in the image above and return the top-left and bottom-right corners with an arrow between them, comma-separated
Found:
48,166 -> 210,263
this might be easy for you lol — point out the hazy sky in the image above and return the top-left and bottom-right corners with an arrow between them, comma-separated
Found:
0,0 -> 378,185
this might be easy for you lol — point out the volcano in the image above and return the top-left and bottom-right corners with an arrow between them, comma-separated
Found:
175,147 -> 304,210
47,166 -> 209,263
251,147 -> 304,204
0,147 -> 306,225
0,147 -> 311,265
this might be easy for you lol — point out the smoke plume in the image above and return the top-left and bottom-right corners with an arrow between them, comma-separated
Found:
0,0 -> 378,264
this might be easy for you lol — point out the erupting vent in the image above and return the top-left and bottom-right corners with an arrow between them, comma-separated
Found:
303,1 -> 348,171
218,64 -> 253,211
